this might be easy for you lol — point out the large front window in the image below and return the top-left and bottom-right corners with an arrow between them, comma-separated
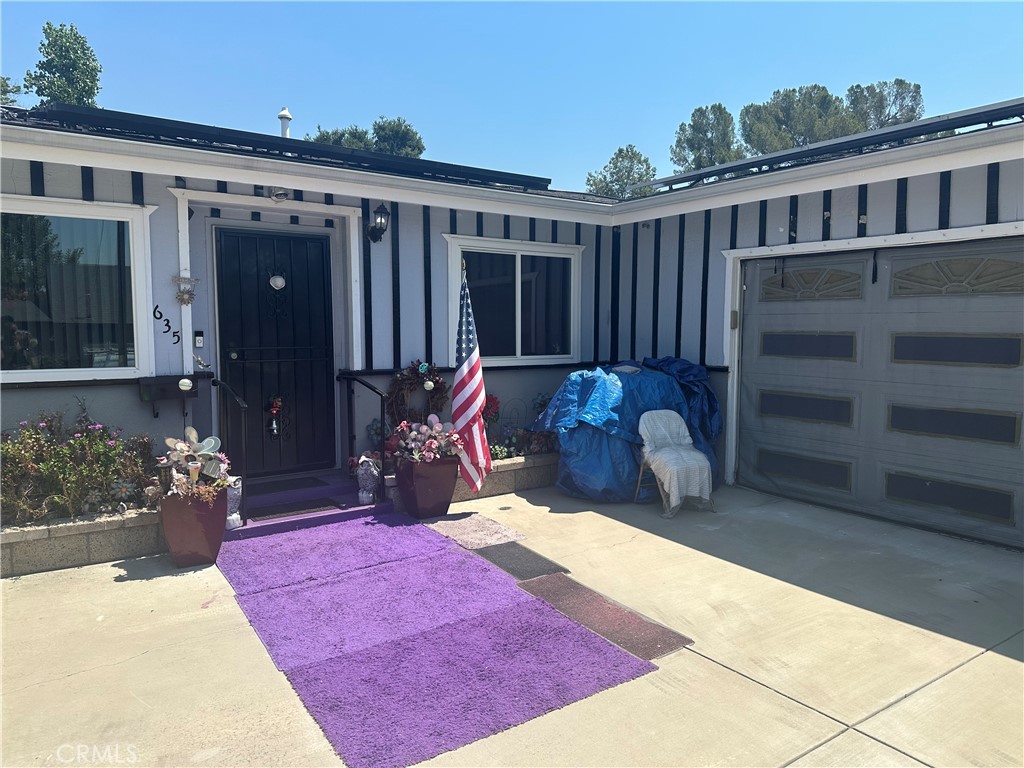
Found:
0,197 -> 153,381
447,235 -> 581,365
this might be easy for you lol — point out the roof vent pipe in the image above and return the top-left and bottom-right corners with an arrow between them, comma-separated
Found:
277,107 -> 292,138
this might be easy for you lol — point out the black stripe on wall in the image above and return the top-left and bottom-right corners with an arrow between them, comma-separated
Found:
652,218 -> 662,358
81,167 -> 94,201
729,205 -> 738,250
324,220 -> 333,229
529,218 -> 536,241
939,171 -> 952,230
29,161 -> 44,196
575,222 -> 581,246
593,225 -> 603,361
788,195 -> 798,244
325,193 -> 334,206
290,215 -> 299,225
895,178 -> 908,234
450,208 -> 458,234
699,210 -> 711,366
174,176 -> 186,189
822,190 -> 832,241
132,172 -> 145,206
391,202 -> 402,368
503,215 -> 511,239
610,226 -> 621,362
675,214 -> 686,357
211,208 -> 220,218
758,200 -> 767,247
217,181 -> 227,193
422,206 -> 433,363
362,198 -> 374,367
630,223 -> 639,361
986,163 -> 1000,225
857,184 -> 868,237
551,220 -> 559,243
251,211 -> 260,222
476,211 -> 484,237
293,190 -> 303,202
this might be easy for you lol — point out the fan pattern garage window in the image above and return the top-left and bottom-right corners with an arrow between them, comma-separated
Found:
1,212 -> 134,371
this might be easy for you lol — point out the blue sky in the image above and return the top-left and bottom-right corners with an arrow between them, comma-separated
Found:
2,2 -> 1022,191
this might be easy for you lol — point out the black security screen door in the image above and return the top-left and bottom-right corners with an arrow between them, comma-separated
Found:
216,230 -> 335,477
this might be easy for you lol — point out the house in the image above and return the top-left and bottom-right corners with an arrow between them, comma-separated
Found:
2,99 -> 1021,547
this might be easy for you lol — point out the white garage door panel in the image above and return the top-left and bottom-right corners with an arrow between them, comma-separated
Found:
738,237 -> 1024,547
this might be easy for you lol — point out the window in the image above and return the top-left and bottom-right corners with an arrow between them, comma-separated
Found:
0,196 -> 153,382
446,235 -> 582,365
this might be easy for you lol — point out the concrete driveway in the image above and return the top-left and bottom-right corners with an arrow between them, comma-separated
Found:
3,485 -> 1022,767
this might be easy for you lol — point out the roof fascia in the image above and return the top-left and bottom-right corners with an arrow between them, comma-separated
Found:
1,125 -> 612,225
610,123 -> 1024,226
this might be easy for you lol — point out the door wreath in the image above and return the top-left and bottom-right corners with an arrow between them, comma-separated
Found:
384,360 -> 451,426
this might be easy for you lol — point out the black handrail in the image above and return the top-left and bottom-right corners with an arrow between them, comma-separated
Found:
211,378 -> 249,524
337,370 -> 386,501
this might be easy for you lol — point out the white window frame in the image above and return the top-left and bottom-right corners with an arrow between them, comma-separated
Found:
0,194 -> 156,383
445,234 -> 582,367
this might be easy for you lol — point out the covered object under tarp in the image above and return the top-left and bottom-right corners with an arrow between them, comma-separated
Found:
530,361 -> 721,503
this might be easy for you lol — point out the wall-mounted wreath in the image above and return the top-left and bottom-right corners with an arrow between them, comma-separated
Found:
384,360 -> 451,427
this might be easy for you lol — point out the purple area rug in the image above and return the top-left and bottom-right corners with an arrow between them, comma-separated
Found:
218,511 -> 655,768
218,510 -> 451,596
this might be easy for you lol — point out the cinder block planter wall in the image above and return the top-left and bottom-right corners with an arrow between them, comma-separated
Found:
1,510 -> 166,578
451,454 -> 559,502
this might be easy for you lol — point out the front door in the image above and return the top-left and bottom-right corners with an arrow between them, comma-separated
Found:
216,229 -> 336,477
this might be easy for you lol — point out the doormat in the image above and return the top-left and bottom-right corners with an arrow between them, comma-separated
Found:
424,513 -> 526,549
248,476 -> 329,495
246,497 -> 347,521
473,541 -> 569,581
520,573 -> 694,660
218,511 -> 654,768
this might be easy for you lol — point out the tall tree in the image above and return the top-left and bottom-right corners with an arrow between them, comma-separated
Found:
846,78 -> 924,131
1,76 -> 23,106
306,116 -> 425,158
23,22 -> 101,107
740,84 -> 862,155
585,145 -> 657,199
670,103 -> 746,172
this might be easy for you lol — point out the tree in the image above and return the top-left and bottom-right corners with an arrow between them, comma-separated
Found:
23,22 -> 101,107
1,76 -> 23,106
585,145 -> 657,199
670,103 -> 746,172
306,116 -> 425,158
740,84 -> 863,155
306,124 -> 374,151
846,78 -> 924,131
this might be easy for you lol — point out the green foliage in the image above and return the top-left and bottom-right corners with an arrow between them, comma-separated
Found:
585,144 -> 657,200
1,405 -> 155,524
846,78 -> 924,131
740,84 -> 863,155
670,103 -> 746,172
2,212 -> 83,299
23,22 -> 102,107
306,116 -> 425,158
1,76 -> 23,106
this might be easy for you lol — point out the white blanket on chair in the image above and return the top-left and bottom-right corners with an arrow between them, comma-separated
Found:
645,445 -> 712,508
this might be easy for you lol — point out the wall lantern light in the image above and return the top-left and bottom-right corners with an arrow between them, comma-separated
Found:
366,203 -> 391,243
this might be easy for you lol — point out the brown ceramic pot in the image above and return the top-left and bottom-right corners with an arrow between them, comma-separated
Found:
158,492 -> 228,568
395,457 -> 460,519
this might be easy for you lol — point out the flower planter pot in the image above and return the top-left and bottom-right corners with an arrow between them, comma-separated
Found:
395,457 -> 460,519
158,492 -> 228,568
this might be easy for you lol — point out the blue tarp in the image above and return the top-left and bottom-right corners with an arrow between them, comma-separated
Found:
530,359 -> 721,503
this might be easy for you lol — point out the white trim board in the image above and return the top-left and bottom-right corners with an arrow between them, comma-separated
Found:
718,220 -> 1024,486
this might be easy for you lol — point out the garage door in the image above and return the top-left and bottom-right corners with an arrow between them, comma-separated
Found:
737,236 -> 1024,547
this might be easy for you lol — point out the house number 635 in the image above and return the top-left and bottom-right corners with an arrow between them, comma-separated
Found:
152,305 -> 181,345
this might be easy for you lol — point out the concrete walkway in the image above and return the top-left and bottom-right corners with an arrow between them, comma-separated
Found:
3,485 -> 1022,767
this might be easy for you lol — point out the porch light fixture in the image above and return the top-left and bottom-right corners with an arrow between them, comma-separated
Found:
366,203 -> 391,243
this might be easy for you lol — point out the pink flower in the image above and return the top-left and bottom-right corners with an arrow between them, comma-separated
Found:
38,422 -> 46,428
107,440 -> 116,446
18,421 -> 27,427
73,433 -> 81,438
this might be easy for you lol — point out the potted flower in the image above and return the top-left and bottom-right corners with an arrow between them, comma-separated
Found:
156,427 -> 233,568
391,414 -> 464,519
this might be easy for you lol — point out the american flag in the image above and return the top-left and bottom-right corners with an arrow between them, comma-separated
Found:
452,271 -> 491,492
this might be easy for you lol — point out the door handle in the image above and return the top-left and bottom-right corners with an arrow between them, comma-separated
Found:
229,351 -> 239,360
